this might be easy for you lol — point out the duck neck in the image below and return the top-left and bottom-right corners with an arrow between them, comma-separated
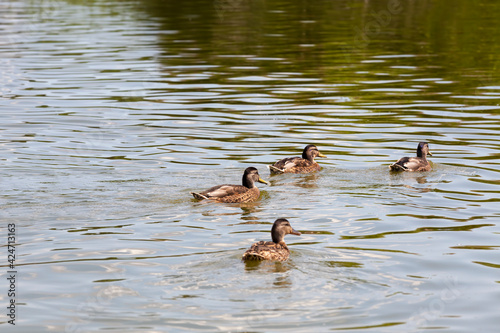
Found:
417,149 -> 427,161
242,175 -> 255,189
272,232 -> 284,244
302,151 -> 314,163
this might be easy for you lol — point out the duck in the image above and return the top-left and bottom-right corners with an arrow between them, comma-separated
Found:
242,218 -> 301,261
269,144 -> 327,174
389,142 -> 433,172
190,167 -> 269,203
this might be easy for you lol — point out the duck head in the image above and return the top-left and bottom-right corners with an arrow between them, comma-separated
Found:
242,167 -> 269,188
302,144 -> 327,162
416,142 -> 432,158
271,218 -> 301,244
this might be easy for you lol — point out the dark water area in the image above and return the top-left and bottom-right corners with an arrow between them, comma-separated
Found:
1,0 -> 500,332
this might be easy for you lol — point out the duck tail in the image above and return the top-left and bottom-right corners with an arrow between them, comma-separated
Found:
242,252 -> 265,261
389,163 -> 406,172
268,165 -> 285,174
190,192 -> 209,200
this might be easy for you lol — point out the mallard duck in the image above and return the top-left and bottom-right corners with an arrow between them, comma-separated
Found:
269,144 -> 327,174
190,167 -> 269,203
242,218 -> 301,261
389,142 -> 433,172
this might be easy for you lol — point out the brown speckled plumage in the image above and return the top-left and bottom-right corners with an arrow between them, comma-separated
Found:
270,144 -> 326,174
389,142 -> 433,172
242,241 -> 290,261
190,167 -> 268,203
242,218 -> 301,261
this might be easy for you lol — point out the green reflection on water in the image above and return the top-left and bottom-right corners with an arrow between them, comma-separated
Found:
138,0 -> 500,93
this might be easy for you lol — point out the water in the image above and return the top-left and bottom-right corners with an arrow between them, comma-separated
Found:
1,0 -> 500,331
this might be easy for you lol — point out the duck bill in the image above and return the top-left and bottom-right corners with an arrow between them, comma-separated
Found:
290,228 -> 301,236
318,152 -> 327,158
427,151 -> 433,156
258,177 -> 269,185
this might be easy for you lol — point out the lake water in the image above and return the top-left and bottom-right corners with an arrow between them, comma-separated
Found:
1,0 -> 500,332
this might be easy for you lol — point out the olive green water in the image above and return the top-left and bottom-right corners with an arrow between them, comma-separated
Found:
1,0 -> 500,332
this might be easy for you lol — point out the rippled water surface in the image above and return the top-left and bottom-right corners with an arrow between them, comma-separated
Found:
1,0 -> 500,332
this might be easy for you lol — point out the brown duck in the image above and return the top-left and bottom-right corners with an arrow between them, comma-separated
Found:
190,167 -> 268,203
242,218 -> 301,261
269,144 -> 327,174
389,142 -> 433,172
